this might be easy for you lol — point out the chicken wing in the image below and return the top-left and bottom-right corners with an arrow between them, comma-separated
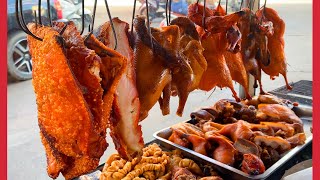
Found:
256,7 -> 292,90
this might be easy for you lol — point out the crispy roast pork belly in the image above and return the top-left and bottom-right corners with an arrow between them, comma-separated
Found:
28,21 -> 126,179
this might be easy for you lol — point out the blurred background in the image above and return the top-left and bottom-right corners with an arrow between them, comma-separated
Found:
7,0 -> 312,179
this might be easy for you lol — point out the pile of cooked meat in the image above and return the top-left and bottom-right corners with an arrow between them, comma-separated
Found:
169,94 -> 306,175
27,2 -> 292,179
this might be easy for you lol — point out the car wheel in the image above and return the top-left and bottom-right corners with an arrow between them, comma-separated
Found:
7,31 -> 32,81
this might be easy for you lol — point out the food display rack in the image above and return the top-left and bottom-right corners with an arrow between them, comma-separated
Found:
74,80 -> 313,180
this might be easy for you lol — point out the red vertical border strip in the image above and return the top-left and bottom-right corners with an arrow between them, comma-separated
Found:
313,0 -> 320,180
0,0 -> 7,179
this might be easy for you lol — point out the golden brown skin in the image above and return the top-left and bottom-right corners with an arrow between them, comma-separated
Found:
256,7 -> 292,90
286,133 -> 306,147
206,134 -> 236,166
92,18 -> 144,160
257,104 -> 303,124
152,25 -> 194,117
133,18 -> 172,120
28,23 -> 107,179
241,154 -> 266,175
198,31 -> 240,101
188,4 -> 245,101
217,120 -> 254,142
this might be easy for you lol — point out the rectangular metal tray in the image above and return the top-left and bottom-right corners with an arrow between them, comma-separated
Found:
153,110 -> 313,180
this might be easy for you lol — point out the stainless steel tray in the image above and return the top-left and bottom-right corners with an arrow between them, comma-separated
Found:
153,109 -> 313,180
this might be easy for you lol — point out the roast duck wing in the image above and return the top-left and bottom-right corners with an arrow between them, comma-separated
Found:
256,7 -> 292,90
28,22 -> 125,179
91,17 -> 144,160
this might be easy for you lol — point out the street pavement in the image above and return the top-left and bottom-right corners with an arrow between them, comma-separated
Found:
7,2 -> 312,180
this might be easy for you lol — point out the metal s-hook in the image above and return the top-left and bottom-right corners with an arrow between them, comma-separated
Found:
15,0 -> 43,41
38,0 -> 42,25
46,0 -> 52,26
225,0 -> 228,14
165,0 -> 169,25
80,0 -> 85,35
90,0 -> 98,32
131,0 -> 137,36
202,0 -> 206,28
145,0 -> 153,49
103,0 -> 118,50
168,0 -> 172,24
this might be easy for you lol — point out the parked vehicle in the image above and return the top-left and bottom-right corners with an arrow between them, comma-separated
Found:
7,0 -> 60,81
138,0 -> 166,21
59,0 -> 92,31
7,0 -> 92,81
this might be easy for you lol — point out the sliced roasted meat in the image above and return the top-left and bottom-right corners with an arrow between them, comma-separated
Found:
234,138 -> 260,156
92,18 -> 144,160
254,135 -> 291,152
286,133 -> 306,147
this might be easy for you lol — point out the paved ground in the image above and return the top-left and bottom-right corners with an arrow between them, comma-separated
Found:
8,3 -> 312,180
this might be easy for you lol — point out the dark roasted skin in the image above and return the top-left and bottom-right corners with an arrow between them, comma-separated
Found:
241,153 -> 266,175
237,8 -> 267,94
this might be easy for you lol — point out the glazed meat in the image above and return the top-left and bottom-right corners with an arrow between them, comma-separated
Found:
134,16 -> 194,117
241,154 -> 266,175
151,24 -> 194,116
198,31 -> 240,101
133,17 -> 172,120
257,104 -> 303,124
171,17 -> 208,92
217,120 -> 254,141
254,135 -> 291,152
188,4 -> 245,101
256,7 -> 292,90
92,18 -> 144,159
206,133 -> 236,166
237,8 -> 266,94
